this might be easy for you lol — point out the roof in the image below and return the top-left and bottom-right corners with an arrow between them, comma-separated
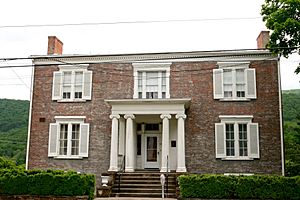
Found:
30,49 -> 277,65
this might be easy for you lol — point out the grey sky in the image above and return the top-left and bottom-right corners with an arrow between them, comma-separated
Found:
0,0 -> 299,100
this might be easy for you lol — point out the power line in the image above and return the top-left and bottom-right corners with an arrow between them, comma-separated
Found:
0,17 -> 262,29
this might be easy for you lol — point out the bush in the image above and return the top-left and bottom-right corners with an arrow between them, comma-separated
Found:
0,169 -> 95,199
178,174 -> 300,199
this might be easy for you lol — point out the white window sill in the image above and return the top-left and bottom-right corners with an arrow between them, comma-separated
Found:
57,99 -> 87,103
221,157 -> 254,161
53,156 -> 83,160
219,98 -> 251,102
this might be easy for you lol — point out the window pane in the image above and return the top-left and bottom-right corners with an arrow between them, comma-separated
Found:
146,92 -> 158,99
239,124 -> 248,156
59,124 -> 68,155
223,70 -> 232,83
236,69 -> 245,84
63,72 -> 72,84
146,72 -> 158,94
138,72 -> 143,94
71,124 -> 80,155
226,123 -> 235,156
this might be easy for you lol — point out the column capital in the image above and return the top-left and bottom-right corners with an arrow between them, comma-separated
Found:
160,114 -> 171,120
176,114 -> 187,119
109,114 -> 120,119
124,114 -> 135,119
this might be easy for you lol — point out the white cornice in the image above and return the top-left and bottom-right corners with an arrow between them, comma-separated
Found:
31,50 -> 276,65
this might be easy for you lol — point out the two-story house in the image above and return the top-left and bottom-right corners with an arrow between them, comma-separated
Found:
26,31 -> 284,187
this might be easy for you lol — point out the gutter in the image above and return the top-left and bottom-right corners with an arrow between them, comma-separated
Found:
25,61 -> 35,170
277,56 -> 285,176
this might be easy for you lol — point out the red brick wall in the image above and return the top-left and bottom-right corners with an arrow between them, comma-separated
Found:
170,60 -> 282,174
28,59 -> 282,176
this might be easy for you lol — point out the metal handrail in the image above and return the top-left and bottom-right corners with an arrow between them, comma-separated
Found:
118,155 -> 125,194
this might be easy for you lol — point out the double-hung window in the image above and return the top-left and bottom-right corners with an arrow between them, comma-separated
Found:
215,115 -> 259,160
133,63 -> 170,99
48,116 -> 90,158
52,65 -> 92,102
213,62 -> 256,100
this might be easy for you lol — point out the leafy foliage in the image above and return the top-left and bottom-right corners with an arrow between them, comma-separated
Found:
261,0 -> 300,73
0,168 -> 95,199
178,174 -> 300,199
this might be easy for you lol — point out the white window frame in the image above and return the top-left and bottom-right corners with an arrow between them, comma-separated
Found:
133,63 -> 171,99
48,116 -> 89,159
213,62 -> 257,101
52,65 -> 92,102
215,115 -> 259,160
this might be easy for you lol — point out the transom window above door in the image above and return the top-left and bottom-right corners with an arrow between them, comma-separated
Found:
133,63 -> 171,99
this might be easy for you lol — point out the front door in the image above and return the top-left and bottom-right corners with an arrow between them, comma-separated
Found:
144,134 -> 160,168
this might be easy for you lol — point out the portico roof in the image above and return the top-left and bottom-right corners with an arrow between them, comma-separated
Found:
105,98 -> 191,115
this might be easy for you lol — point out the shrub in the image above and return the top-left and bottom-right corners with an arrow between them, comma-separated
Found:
178,174 -> 300,199
0,169 -> 95,199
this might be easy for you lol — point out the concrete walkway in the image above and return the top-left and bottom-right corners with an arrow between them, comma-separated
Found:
95,198 -> 177,200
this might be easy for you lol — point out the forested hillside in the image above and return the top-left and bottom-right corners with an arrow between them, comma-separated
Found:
282,89 -> 300,176
0,99 -> 29,165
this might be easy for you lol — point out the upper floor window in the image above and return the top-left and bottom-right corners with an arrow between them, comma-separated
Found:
215,115 -> 259,160
133,63 -> 171,99
213,62 -> 256,101
52,65 -> 92,102
48,116 -> 90,158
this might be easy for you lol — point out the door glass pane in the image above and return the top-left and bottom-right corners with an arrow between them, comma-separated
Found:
147,137 -> 157,162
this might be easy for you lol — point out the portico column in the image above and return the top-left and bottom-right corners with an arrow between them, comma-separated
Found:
176,114 -> 187,172
124,114 -> 135,172
108,114 -> 120,172
118,117 -> 126,156
160,114 -> 171,172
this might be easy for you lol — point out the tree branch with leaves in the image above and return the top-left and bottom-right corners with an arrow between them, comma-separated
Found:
261,0 -> 300,73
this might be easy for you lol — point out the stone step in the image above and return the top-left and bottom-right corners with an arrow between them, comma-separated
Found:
112,183 -> 175,188
111,187 -> 176,193
110,192 -> 176,198
110,172 -> 177,198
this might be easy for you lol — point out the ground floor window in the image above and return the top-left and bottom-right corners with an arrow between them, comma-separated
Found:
48,116 -> 90,158
215,115 -> 259,160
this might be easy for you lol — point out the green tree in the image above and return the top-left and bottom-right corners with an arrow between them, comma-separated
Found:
261,0 -> 300,73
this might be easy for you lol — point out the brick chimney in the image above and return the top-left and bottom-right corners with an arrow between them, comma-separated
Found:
47,36 -> 63,55
257,31 -> 270,49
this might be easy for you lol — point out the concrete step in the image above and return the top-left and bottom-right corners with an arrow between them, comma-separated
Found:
111,188 -> 176,193
112,183 -> 175,188
111,192 -> 176,198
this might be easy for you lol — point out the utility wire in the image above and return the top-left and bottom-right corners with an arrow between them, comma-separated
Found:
0,17 -> 262,29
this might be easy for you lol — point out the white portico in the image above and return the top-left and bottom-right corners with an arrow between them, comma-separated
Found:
106,99 -> 190,173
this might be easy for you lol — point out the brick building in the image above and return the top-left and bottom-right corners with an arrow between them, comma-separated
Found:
26,31 -> 284,183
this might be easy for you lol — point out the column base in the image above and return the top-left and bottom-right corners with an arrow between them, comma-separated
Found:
125,167 -> 134,172
160,167 -> 170,172
108,166 -> 118,172
176,167 -> 187,173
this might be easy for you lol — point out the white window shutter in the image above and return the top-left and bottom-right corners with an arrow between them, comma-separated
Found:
249,123 -> 260,158
79,123 -> 90,157
215,123 -> 226,158
52,71 -> 62,100
48,123 -> 58,157
82,71 -> 93,100
213,69 -> 223,99
246,69 -> 257,99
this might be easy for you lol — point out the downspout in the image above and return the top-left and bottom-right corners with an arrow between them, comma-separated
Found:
25,60 -> 35,170
277,55 -> 285,176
